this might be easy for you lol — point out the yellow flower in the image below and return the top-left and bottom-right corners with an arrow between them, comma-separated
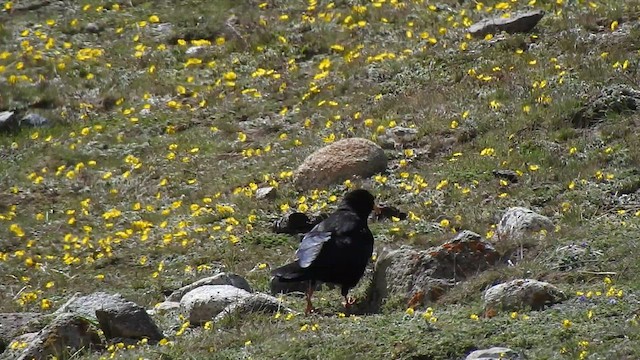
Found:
480,148 -> 495,156
405,307 -> 415,316
610,20 -> 618,31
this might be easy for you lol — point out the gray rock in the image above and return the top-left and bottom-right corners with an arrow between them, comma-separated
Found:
149,23 -> 174,42
365,231 -> 500,312
149,301 -> 181,316
0,111 -> 18,132
466,347 -> 523,359
167,272 -> 252,302
214,293 -> 294,324
468,10 -> 545,38
293,138 -> 387,190
180,285 -> 251,324
495,207 -> 554,243
484,279 -> 567,312
571,84 -> 640,127
20,113 -> 49,127
84,22 -> 102,33
54,292 -> 132,321
186,46 -> 207,55
377,126 -> 418,149
11,313 -> 102,360
0,111 -> 15,123
95,301 -> 163,342
255,186 -> 277,200
0,313 -> 45,353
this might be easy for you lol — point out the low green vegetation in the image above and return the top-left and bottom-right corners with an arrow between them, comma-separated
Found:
1,0 -> 639,358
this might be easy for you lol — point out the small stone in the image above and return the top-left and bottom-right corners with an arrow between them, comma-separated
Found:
484,278 -> 567,312
186,46 -> 206,55
0,111 -> 18,132
468,10 -> 545,38
0,111 -> 15,123
150,301 -> 181,316
84,22 -> 101,33
377,126 -> 418,149
20,113 -> 49,127
256,186 -> 277,200
466,347 -> 523,360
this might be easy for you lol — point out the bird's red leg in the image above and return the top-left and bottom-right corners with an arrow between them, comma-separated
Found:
305,281 -> 315,315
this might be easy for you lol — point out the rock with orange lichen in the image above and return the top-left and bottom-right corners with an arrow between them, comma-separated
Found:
293,138 -> 387,190
363,231 -> 500,312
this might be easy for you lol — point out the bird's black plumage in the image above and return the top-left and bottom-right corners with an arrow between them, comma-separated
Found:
272,189 -> 376,313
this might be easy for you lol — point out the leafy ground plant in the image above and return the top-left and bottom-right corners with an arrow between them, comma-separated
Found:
1,0 -> 640,358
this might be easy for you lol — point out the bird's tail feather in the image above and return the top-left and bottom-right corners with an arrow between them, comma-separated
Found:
271,262 -> 305,281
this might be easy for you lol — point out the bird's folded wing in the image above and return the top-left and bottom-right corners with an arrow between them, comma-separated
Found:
296,231 -> 332,268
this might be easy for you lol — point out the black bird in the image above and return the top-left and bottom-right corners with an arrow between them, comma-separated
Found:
271,189 -> 377,314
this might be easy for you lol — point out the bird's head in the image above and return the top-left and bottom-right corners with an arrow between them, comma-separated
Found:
342,189 -> 378,220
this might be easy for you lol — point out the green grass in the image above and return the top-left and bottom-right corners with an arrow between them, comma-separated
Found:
1,0 -> 640,358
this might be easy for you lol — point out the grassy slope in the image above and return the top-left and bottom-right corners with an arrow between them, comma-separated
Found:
1,0 -> 640,358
